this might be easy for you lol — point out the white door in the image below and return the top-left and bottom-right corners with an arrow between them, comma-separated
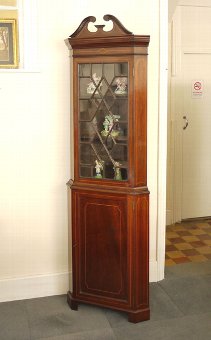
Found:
169,4 -> 211,221
182,54 -> 211,219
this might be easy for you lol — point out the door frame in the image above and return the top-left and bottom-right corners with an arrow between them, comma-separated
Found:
157,0 -> 168,281
168,6 -> 183,225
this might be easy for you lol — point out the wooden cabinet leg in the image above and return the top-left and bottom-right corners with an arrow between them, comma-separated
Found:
128,309 -> 150,323
67,291 -> 78,311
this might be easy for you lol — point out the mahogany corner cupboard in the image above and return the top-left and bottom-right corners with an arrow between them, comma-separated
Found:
66,14 -> 150,323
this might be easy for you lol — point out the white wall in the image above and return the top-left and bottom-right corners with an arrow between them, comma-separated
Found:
0,0 -> 162,301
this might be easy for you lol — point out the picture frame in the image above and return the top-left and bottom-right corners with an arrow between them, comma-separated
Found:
0,19 -> 18,68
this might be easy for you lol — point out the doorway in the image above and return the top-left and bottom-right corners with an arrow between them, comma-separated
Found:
167,3 -> 211,224
166,2 -> 211,267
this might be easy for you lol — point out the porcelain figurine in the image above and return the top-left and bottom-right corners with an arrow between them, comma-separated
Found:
114,162 -> 122,180
87,73 -> 102,94
115,77 -> 127,95
101,114 -> 120,137
95,160 -> 103,178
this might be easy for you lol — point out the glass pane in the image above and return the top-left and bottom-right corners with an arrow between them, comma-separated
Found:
103,63 -> 114,83
78,62 -> 129,181
79,99 -> 101,121
111,144 -> 128,162
80,122 -> 96,142
80,166 -> 93,178
79,64 -> 90,77
112,99 -> 128,123
79,78 -> 92,98
114,63 -> 128,76
80,144 -> 95,164
80,74 -> 103,98
91,64 -> 102,77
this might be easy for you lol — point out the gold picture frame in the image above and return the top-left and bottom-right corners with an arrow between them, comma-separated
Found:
0,19 -> 18,68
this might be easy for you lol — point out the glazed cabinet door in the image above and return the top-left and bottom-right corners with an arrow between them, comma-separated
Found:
77,62 -> 129,182
72,190 -> 130,306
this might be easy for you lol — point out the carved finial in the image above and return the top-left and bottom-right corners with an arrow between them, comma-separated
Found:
103,14 -> 132,35
70,16 -> 96,38
66,15 -> 150,49
69,14 -> 132,39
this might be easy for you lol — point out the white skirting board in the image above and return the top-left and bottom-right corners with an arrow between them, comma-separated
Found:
0,272 -> 69,303
0,261 -> 159,302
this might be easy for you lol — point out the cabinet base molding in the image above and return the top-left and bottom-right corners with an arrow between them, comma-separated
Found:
67,291 -> 150,323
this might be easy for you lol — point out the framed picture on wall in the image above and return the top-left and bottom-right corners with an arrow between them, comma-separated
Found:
0,19 -> 18,68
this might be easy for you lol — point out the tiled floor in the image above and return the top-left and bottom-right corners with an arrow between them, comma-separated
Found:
166,219 -> 211,266
1,260 -> 211,339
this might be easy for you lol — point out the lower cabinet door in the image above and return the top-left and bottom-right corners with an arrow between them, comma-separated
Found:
73,190 -> 129,305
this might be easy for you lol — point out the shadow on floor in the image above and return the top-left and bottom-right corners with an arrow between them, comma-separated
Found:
1,260 -> 211,340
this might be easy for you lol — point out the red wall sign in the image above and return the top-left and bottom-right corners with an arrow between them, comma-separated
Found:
192,80 -> 203,98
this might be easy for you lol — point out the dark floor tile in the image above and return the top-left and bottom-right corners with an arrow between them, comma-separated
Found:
181,248 -> 200,256
39,327 -> 116,340
202,227 -> 211,233
159,275 -> 211,315
182,312 -> 211,340
202,223 -> 211,228
165,244 -> 177,251
190,241 -> 206,247
113,316 -> 198,340
149,283 -> 183,321
165,259 -> 211,278
105,282 -> 184,328
0,300 -> 30,340
184,224 -> 198,230
177,230 -> 192,236
173,257 -> 191,264
24,294 -> 69,319
104,309 -> 128,328
25,298 -> 110,339
198,234 -> 211,240
169,237 -> 184,244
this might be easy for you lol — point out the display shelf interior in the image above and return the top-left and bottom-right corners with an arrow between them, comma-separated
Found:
79,62 -> 128,181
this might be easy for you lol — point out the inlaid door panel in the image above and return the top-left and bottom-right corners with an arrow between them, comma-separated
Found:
76,192 -> 128,301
